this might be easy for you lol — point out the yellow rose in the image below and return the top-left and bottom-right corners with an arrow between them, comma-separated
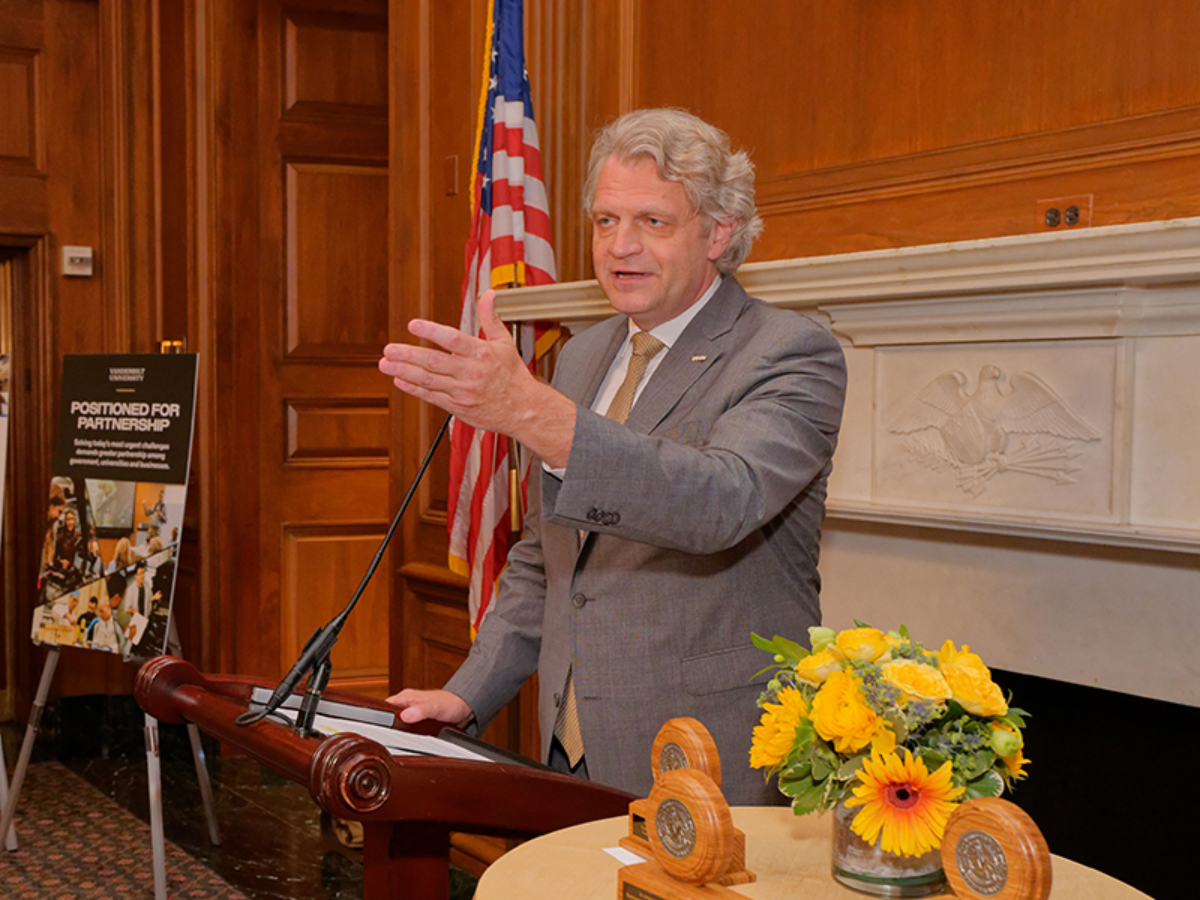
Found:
881,659 -> 952,705
942,662 -> 1008,717
938,640 -> 991,678
810,670 -> 885,754
750,686 -> 809,769
794,648 -> 843,685
835,627 -> 890,662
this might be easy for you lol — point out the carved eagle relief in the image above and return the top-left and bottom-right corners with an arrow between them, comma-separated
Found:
888,366 -> 1101,496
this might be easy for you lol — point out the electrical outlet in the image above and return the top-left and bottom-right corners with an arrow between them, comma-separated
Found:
1036,195 -> 1093,231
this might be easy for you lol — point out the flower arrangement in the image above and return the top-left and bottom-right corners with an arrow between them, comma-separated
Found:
750,624 -> 1029,859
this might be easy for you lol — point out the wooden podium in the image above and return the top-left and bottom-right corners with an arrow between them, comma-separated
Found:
135,656 -> 635,900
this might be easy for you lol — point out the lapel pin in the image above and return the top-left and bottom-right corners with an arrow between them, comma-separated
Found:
691,355 -> 707,362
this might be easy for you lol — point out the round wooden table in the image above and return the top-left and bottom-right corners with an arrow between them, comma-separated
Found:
476,806 -> 1152,900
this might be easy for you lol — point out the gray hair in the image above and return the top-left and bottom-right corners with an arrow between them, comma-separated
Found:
583,108 -> 763,275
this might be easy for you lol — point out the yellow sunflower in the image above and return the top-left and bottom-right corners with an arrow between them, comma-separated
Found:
991,722 -> 1031,779
750,686 -> 809,769
844,750 -> 965,857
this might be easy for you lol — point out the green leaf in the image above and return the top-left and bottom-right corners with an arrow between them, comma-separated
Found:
918,749 -> 948,773
958,750 -> 997,782
812,754 -> 833,781
812,741 -> 839,771
794,718 -> 816,751
960,720 -> 993,742
773,635 -> 810,664
963,770 -> 1004,800
826,780 -> 851,807
751,632 -> 776,652
751,632 -> 809,666
1000,708 -> 1029,730
779,765 -> 828,815
837,754 -> 867,781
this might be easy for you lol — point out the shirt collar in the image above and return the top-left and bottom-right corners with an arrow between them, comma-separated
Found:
626,275 -> 722,349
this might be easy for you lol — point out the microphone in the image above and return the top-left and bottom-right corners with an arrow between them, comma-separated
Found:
237,413 -> 452,731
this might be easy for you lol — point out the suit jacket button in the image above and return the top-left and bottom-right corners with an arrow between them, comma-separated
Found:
605,511 -> 620,526
586,508 -> 600,522
571,593 -> 588,609
553,693 -> 562,707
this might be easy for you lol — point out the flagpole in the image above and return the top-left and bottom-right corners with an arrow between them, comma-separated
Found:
509,311 -> 523,535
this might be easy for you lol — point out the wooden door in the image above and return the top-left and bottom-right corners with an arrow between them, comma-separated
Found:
206,0 -> 392,695
259,0 -> 391,695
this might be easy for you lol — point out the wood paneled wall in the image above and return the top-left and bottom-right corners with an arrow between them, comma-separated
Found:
0,0 -> 164,709
1,0 -> 394,714
625,0 -> 1200,258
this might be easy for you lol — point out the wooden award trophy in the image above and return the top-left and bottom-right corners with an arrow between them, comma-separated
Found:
621,718 -> 722,859
616,718 -> 754,899
941,798 -> 1053,900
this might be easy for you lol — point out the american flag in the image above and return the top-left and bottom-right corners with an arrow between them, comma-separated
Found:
448,0 -> 558,635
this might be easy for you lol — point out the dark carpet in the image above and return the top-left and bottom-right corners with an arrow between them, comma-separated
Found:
1,760 -> 248,899
2,696 -> 480,900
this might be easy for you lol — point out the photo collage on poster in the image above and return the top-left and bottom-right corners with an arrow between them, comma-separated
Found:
30,353 -> 197,662
33,478 -> 185,659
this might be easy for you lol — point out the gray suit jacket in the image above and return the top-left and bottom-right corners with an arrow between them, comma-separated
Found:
444,277 -> 846,804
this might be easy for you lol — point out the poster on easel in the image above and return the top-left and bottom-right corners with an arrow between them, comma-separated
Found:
31,354 -> 197,661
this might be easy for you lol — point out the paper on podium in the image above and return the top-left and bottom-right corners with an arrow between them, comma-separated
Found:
310,715 -> 495,763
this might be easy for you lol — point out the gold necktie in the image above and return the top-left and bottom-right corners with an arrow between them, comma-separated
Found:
554,331 -> 666,768
603,331 -> 666,425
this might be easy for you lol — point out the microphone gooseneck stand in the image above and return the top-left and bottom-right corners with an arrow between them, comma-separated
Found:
237,412 -> 452,734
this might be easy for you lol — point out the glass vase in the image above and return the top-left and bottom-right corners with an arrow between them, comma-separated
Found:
831,798 -> 948,897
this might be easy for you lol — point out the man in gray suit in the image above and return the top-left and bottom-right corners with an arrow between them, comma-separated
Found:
379,109 -> 846,804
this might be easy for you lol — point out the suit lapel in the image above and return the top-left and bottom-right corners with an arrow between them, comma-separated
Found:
625,278 -> 749,435
557,317 -> 628,406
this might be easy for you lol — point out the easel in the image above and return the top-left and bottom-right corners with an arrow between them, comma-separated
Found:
0,617 -> 221,900
0,644 -> 60,854
138,341 -> 220,899
4,342 -> 215,898
146,616 -> 222,899
0,704 -> 17,852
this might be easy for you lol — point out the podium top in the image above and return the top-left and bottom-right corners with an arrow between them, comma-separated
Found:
136,656 -> 634,835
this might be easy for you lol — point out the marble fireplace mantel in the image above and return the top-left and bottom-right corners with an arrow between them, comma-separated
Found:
496,217 -> 1200,555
